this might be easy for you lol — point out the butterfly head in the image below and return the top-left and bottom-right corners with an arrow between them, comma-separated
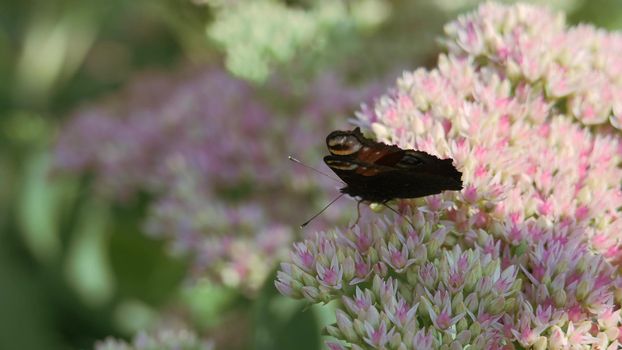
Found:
326,127 -> 365,156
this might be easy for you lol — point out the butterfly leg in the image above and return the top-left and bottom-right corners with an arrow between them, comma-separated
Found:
382,201 -> 416,231
349,200 -> 363,229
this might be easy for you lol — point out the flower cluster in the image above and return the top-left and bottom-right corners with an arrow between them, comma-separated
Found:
444,2 -> 622,130
55,67 -> 272,196
95,329 -> 212,350
277,3 -> 622,349
55,65 -> 381,291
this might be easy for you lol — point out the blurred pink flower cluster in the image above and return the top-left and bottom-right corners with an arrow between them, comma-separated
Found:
55,65 -> 382,291
277,3 -> 622,349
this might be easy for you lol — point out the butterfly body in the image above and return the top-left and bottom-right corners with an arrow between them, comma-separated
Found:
323,128 -> 462,203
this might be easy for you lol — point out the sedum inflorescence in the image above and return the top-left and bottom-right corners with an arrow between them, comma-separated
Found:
276,3 -> 622,349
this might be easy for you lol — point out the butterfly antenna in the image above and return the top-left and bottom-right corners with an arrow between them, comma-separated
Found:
301,193 -> 345,228
382,202 -> 416,230
288,155 -> 344,184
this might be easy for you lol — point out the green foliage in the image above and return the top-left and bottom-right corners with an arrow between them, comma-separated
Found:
252,274 -> 321,350
181,281 -> 241,329
208,0 -> 389,82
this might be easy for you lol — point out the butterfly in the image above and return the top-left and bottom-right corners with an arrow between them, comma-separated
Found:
324,127 -> 463,203
294,127 -> 462,227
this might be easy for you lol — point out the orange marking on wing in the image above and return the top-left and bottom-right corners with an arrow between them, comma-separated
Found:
357,147 -> 385,163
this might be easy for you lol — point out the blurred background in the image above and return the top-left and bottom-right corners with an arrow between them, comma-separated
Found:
1,0 -> 621,349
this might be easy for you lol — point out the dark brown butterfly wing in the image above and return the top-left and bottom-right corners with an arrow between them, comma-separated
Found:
323,127 -> 462,202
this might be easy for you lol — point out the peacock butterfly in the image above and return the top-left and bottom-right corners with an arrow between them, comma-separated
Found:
323,127 -> 463,203
293,127 -> 463,227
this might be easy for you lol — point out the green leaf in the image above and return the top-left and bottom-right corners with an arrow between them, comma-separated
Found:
18,150 -> 63,262
252,273 -> 321,350
108,208 -> 187,306
64,196 -> 114,306
0,244 -> 64,349
181,280 -> 241,328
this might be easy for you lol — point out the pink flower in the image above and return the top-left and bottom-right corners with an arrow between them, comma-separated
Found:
363,320 -> 393,348
316,256 -> 343,289
325,341 -> 346,350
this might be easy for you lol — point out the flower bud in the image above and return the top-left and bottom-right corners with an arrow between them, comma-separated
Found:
469,321 -> 482,337
465,292 -> 479,314
552,289 -> 566,308
533,336 -> 547,350
301,286 -> 320,301
353,319 -> 366,337
342,257 -> 355,281
325,325 -> 341,338
389,332 -> 402,348
456,318 -> 469,333
464,260 -> 482,292
488,295 -> 505,315
576,280 -> 589,301
336,310 -> 358,342
504,297 -> 517,313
